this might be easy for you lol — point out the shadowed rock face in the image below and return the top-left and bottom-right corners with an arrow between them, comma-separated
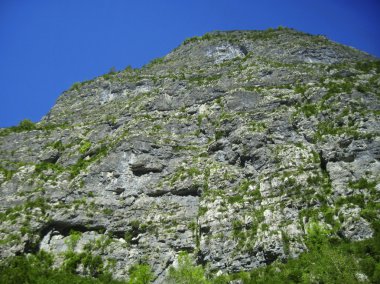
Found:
0,28 -> 379,282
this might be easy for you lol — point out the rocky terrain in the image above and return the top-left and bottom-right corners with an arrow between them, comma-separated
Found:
0,28 -> 379,283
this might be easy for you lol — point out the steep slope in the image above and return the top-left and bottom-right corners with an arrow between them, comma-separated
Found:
0,28 -> 379,283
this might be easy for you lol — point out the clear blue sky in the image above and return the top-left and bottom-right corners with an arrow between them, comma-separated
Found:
0,0 -> 379,127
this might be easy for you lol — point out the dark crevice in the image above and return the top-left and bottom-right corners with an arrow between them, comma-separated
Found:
239,156 -> 253,168
319,150 -> 328,172
40,221 -> 106,238
145,189 -> 169,197
172,188 -> 202,197
110,187 -> 125,195
44,155 -> 60,164
110,231 -> 125,239
130,164 -> 163,176
174,246 -> 195,254
146,188 -> 201,197
196,250 -> 208,266
263,251 -> 282,266
239,45 -> 249,56
24,239 -> 40,254
147,183 -> 202,197
200,226 -> 210,234
155,259 -> 174,282
131,168 -> 162,177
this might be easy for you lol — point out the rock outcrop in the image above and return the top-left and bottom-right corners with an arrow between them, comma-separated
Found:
0,28 -> 379,282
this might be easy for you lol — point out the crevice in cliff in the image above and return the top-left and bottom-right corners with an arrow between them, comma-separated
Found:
131,167 -> 163,177
40,221 -> 106,238
239,155 -> 253,168
319,150 -> 327,172
318,150 -> 333,196
171,187 -> 202,197
23,239 -> 40,254
146,185 -> 202,197
154,258 -> 174,283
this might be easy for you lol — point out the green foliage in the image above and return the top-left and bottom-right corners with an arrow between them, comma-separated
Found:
313,119 -> 360,142
63,250 -> 112,278
325,80 -> 354,96
79,140 -> 92,154
18,119 -> 36,131
187,74 -> 222,85
298,103 -> 318,117
173,145 -> 200,152
70,82 -> 82,91
101,67 -> 118,80
0,251 -> 125,284
248,121 -> 266,132
163,224 -> 380,284
247,243 -> 360,283
182,29 -> 282,46
0,119 -> 36,136
169,166 -> 202,185
102,208 -> 113,215
166,252 -> 210,284
214,130 -> 224,140
355,60 -> 380,73
349,177 -> 376,190
0,121 -> 69,137
0,166 -> 15,182
147,57 -> 164,66
183,36 -> 201,45
65,230 -> 82,251
306,222 -> 331,248
128,264 -> 153,284
52,140 -> 65,151
105,114 -> 117,126
34,161 -> 64,176
152,124 -> 163,133
294,84 -> 307,95
213,227 -> 380,283
69,145 -> 108,178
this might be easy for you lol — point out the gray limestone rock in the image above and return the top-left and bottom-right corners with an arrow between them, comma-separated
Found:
0,28 -> 379,283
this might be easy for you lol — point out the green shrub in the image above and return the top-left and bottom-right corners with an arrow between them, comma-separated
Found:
65,230 -> 82,251
183,36 -> 201,45
0,167 -> 15,182
355,60 -> 380,73
79,140 -> 92,154
306,222 -> 330,248
166,252 -> 209,284
18,119 -> 36,131
0,251 -> 125,284
149,57 -> 164,66
70,82 -> 82,91
349,177 -> 376,190
52,140 -> 65,151
128,264 -> 153,284
69,145 -> 108,178
1,119 -> 37,135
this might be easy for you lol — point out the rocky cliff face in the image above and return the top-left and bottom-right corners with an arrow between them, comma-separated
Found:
0,28 -> 379,282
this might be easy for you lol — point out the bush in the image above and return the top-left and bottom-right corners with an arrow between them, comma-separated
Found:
70,82 -> 81,91
0,251 -> 125,284
128,264 -> 153,284
166,252 -> 209,284
18,119 -> 36,131
183,36 -> 201,45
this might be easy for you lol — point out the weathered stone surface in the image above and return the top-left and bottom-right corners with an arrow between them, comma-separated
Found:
0,28 -> 379,282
